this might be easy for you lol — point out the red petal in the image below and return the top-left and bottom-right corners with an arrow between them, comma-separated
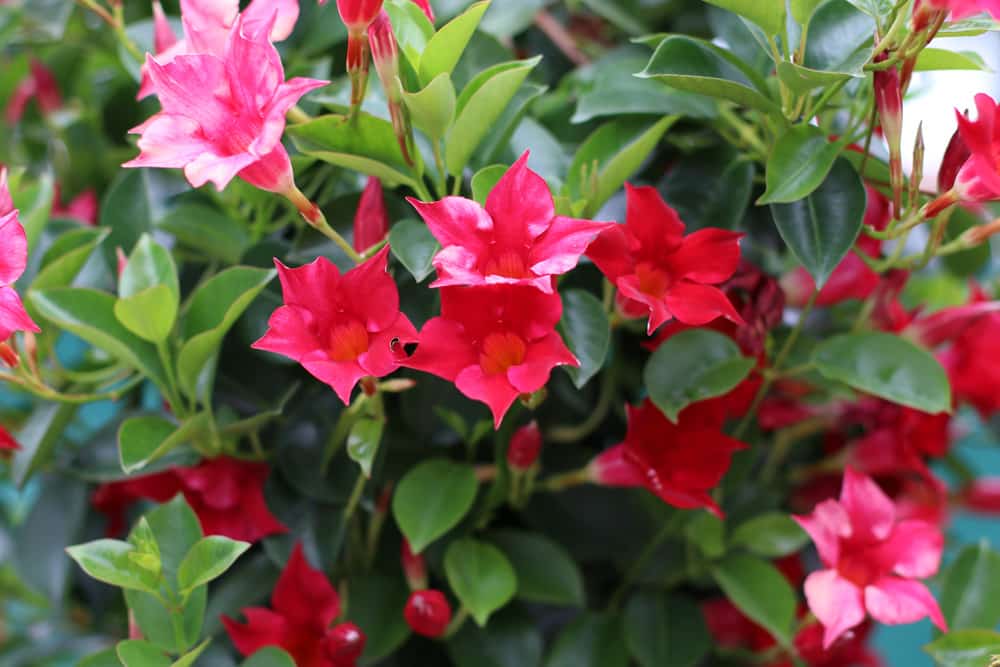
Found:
273,544 -> 341,629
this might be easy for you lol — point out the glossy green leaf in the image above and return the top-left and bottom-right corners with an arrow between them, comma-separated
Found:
116,640 -> 170,667
403,73 -> 457,141
702,0 -> 786,36
118,413 -> 209,474
66,539 -> 160,593
560,289 -> 611,389
730,513 -> 809,557
171,639 -> 210,667
448,609 -> 543,667
348,575 -> 412,661
347,417 -> 384,478
566,116 -> 676,217
419,1 -> 491,84
644,329 -> 754,422
684,513 -> 726,558
177,536 -> 251,594
790,0 -> 826,24
10,402 -> 76,487
545,612 -> 629,667
78,648 -> 122,667
662,146 -> 754,229
177,266 -> 276,402
490,530 -> 585,606
389,218 -> 439,282
393,459 -> 479,552
445,57 -> 541,175
241,647 -> 297,667
638,36 -> 779,114
115,234 -> 180,343
384,0 -> 435,69
712,554 -> 797,647
776,61 -> 860,94
29,227 -> 108,299
157,204 -> 251,264
924,630 -> 1000,667
289,113 -> 419,188
812,332 -> 952,413
844,0 -> 892,17
445,538 -> 517,626
624,592 -> 710,667
939,542 -> 1000,631
30,288 -> 170,391
760,125 -> 844,204
802,0 -> 875,73
472,164 -> 509,204
770,157 -> 865,287
914,48 -> 989,71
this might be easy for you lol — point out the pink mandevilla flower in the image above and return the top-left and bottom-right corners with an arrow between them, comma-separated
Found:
919,0 -> 1000,19
125,14 -> 327,195
0,169 -> 41,344
587,183 -> 744,334
949,93 -> 1000,203
253,246 -> 418,405
5,58 -> 61,125
794,467 -> 947,649
408,152 -> 614,294
404,285 -> 578,427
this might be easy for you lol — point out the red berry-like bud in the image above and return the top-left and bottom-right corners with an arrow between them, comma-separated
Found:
507,421 -> 542,471
336,0 -> 385,31
404,589 -> 452,638
324,622 -> 366,667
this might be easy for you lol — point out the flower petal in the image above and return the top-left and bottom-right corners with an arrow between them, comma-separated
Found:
484,151 -> 554,243
272,543 -> 341,628
506,332 -> 578,394
840,466 -> 895,542
455,365 -> 520,428
880,520 -> 944,579
667,228 -> 744,284
663,281 -> 744,327
803,569 -> 866,650
864,577 -> 947,631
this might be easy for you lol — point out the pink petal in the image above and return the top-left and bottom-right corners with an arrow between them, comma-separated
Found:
152,1 -> 179,53
0,215 -> 28,285
185,150 -> 258,192
794,498 -> 850,567
663,281 -> 744,327
123,114 -> 216,171
408,196 -> 492,252
428,245 -> 486,289
840,467 -> 895,542
237,144 -> 294,194
358,314 -> 418,378
144,54 -> 230,130
528,216 -> 616,278
586,224 -> 634,282
506,332 -> 578,394
301,354 -> 368,404
0,287 -> 40,340
275,256 -> 341,317
484,151 -> 555,244
251,304 -> 322,361
243,0 -> 301,41
803,569 -> 866,650
341,246 -> 401,331
403,317 -> 478,381
864,577 -> 947,631
879,520 -> 944,579
455,364 -> 521,428
667,228 -> 744,284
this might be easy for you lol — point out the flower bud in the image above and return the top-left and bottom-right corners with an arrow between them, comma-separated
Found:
369,12 -> 414,164
938,118 -> 971,193
324,622 -> 366,667
336,0 -> 384,31
337,0 -> 383,107
403,590 -> 452,638
0,341 -> 18,368
507,421 -> 542,472
354,176 -> 389,253
6,58 -> 62,125
874,56 -> 903,216
401,538 -> 428,591
412,0 -> 435,22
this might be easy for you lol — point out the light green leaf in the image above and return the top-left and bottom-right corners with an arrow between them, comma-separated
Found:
939,542 -> 1000,631
347,417 -> 384,478
914,48 -> 990,71
730,513 -> 809,557
66,539 -> 160,593
702,0 -> 786,36
393,459 -> 479,552
118,413 -> 209,474
389,218 -> 439,282
403,73 -> 457,141
924,629 -> 1000,667
445,538 -> 518,626
419,1 -> 491,84
471,164 -> 509,204
177,536 -> 251,594
116,640 -> 171,667
115,234 -> 180,343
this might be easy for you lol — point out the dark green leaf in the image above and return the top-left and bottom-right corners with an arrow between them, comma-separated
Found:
939,542 -> 1000,631
393,459 -> 479,552
812,332 -> 952,413
711,554 -> 797,647
448,608 -> 543,667
560,289 -> 610,389
445,538 -> 518,626
624,592 -> 710,667
759,126 -> 843,203
157,204 -> 251,264
770,157 -> 866,287
730,513 -> 809,557
10,402 -> 76,487
803,0 -> 875,73
389,219 -> 439,282
28,227 -> 107,304
943,207 -> 991,278
702,0 -> 786,36
490,530 -> 585,606
241,647 -> 297,667
545,612 -> 629,667
118,413 -> 209,474
348,575 -> 412,661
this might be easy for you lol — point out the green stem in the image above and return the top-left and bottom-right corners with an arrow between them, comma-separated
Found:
539,466 -> 591,492
156,341 -> 186,418
343,472 -> 368,524
431,141 -> 449,199
287,105 -> 312,124
546,366 -> 616,443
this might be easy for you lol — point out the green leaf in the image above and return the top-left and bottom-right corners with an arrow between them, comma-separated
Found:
118,413 -> 209,474
30,288 -> 170,391
177,536 -> 251,594
403,73 -> 457,141
790,0 -> 826,24
684,513 -> 726,558
730,513 -> 809,557
177,266 -> 276,402
116,640 -> 171,667
419,1 -> 491,84
78,648 -> 123,667
711,554 -> 797,647
803,0 -> 875,73
644,329 -> 754,422
662,146 -> 754,230
445,538 -> 518,626
114,234 -> 180,343
347,417 -> 384,478
844,0 -> 892,17
11,170 -> 54,251
29,227 -> 108,301
393,459 -> 479,552
759,126 -> 844,203
702,0 -> 786,36
924,629 -> 1000,667
66,539 -> 161,593
10,402 -> 76,487
769,156 -> 865,287
384,0 -> 435,69
158,204 -> 251,264
560,289 -> 611,389
579,0 -> 646,35
241,647 -> 297,667
472,164 -> 509,204
638,36 -> 779,114
445,57 -> 541,176
490,530 -> 585,607
348,575 -> 412,661
566,116 -> 677,217
545,612 -> 629,667
624,592 -> 710,667
812,332 -> 952,413
171,639 -> 211,667
389,219 -> 439,282
448,609 -> 543,667
289,113 -> 419,188
943,208 -> 992,277
914,48 -> 990,71
939,542 -> 1000,631
776,61 -> 860,94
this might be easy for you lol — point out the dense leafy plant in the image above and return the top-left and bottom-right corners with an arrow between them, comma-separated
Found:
5,0 -> 1000,665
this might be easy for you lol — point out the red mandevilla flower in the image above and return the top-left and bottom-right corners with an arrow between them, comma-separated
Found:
940,311 -> 1000,416
354,176 -> 390,253
408,152 -> 614,294
5,58 -> 61,125
587,183 -> 744,334
589,400 -> 747,517
404,590 -> 452,638
253,246 -> 417,404
124,14 -> 327,195
947,93 -> 1000,204
0,169 -> 41,344
51,184 -> 99,226
224,544 -> 364,667
403,285 -> 578,426
507,421 -> 542,471
918,0 -> 1000,19
794,468 -> 947,649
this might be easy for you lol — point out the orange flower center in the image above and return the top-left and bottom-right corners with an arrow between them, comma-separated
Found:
485,251 -> 529,279
479,332 -> 527,374
635,262 -> 670,297
328,320 -> 370,362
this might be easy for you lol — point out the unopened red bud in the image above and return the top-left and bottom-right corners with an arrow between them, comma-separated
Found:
960,217 -> 1000,247
404,590 -> 451,638
939,117 -> 971,193
0,341 -> 18,368
874,55 -> 904,216
354,176 -> 389,253
401,538 -> 428,590
507,421 -> 542,471
324,622 -> 366,667
336,0 -> 384,32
